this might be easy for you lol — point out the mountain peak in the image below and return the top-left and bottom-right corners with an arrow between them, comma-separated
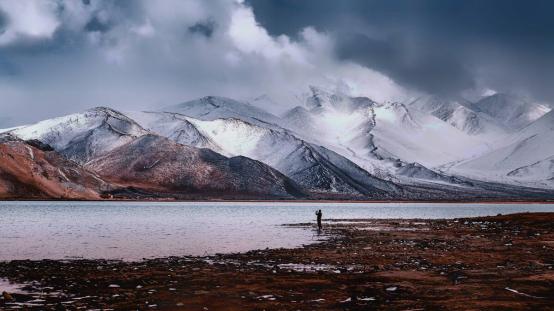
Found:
163,96 -> 281,127
89,106 -> 121,113
304,86 -> 376,113
282,106 -> 310,118
88,106 -> 145,125
474,93 -> 550,130
10,108 -> 147,163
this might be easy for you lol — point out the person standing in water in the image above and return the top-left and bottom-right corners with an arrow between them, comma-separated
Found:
315,210 -> 323,230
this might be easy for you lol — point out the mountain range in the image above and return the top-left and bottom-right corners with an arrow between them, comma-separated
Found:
1,87 -> 553,200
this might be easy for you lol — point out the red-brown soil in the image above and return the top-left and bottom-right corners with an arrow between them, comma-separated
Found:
85,134 -> 304,198
0,141 -> 106,200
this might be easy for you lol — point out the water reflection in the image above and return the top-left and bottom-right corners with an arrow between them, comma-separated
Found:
0,201 -> 552,261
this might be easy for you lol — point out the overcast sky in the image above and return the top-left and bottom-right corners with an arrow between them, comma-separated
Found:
0,0 -> 553,126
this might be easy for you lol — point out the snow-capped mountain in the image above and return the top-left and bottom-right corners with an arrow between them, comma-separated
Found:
281,106 -> 318,136
280,87 -> 491,187
127,111 -> 222,152
371,101 -> 490,167
86,134 -> 305,198
2,87 -> 553,200
3,108 -> 306,199
135,110 -> 399,197
450,110 -> 554,188
159,89 -> 545,194
406,95 -> 507,136
507,156 -> 554,184
162,96 -> 282,128
471,93 -> 550,131
10,107 -> 148,164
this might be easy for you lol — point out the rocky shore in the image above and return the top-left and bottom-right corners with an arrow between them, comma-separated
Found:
1,213 -> 553,310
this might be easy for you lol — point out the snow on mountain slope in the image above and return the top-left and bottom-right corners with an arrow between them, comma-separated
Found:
10,107 -> 148,164
407,95 -> 507,136
450,134 -> 554,186
371,102 -> 491,167
159,90 -> 549,191
506,156 -> 554,185
157,114 -> 399,197
162,96 -> 282,128
127,111 -> 221,152
86,134 -> 305,198
515,109 -> 554,138
280,87 -> 491,186
281,87 -> 379,153
305,85 -> 377,113
246,94 -> 301,117
281,106 -> 318,136
3,104 -> 398,197
395,162 -> 470,185
471,93 -> 550,130
450,110 -> 554,187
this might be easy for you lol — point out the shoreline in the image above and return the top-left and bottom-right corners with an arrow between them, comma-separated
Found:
2,198 -> 554,204
1,212 -> 553,310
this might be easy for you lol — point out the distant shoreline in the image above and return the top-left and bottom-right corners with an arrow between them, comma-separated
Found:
2,198 -> 554,204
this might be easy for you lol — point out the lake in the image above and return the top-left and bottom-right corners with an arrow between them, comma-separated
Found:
1,201 -> 553,261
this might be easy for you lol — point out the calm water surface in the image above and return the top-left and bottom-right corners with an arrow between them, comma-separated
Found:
1,201 -> 553,261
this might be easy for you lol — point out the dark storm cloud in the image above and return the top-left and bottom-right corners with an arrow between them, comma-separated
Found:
188,19 -> 216,38
4,0 -> 355,125
84,16 -> 111,33
0,9 -> 7,32
248,0 -> 554,100
335,33 -> 474,96
2,0 -> 553,127
0,53 -> 18,76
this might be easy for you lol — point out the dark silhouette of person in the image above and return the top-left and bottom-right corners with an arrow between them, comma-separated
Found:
316,209 -> 322,230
